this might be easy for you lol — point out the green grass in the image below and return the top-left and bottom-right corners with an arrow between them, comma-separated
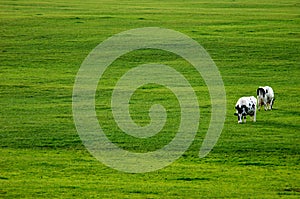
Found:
1,0 -> 300,198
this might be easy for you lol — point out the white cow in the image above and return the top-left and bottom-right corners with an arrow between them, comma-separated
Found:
257,86 -> 275,111
234,96 -> 257,124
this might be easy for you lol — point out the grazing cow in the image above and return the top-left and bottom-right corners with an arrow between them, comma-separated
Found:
234,96 -> 257,124
257,86 -> 275,111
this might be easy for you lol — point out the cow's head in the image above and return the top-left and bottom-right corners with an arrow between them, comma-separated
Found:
234,105 -> 248,123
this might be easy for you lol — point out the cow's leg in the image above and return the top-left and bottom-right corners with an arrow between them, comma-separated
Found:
270,99 -> 274,110
243,115 -> 247,123
264,102 -> 267,111
238,114 -> 242,124
253,109 -> 256,122
267,99 -> 272,110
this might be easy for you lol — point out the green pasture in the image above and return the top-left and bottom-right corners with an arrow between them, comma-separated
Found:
1,0 -> 299,198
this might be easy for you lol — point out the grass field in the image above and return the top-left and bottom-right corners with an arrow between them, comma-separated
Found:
1,0 -> 300,198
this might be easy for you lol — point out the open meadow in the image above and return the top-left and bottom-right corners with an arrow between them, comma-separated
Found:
1,0 -> 299,198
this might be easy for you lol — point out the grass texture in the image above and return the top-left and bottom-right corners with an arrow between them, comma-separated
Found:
1,0 -> 299,198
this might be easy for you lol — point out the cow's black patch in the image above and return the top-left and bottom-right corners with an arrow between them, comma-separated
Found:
257,87 -> 265,97
236,106 -> 243,114
241,105 -> 248,115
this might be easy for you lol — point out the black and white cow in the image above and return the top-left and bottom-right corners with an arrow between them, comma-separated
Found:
257,86 -> 275,111
234,96 -> 257,124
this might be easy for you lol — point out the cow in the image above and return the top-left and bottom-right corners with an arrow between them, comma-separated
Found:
234,96 -> 257,124
257,86 -> 275,111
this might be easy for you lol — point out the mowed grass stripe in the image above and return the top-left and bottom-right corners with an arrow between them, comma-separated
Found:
1,0 -> 299,198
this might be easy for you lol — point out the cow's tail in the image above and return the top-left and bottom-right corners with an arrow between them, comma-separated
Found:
257,87 -> 265,97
